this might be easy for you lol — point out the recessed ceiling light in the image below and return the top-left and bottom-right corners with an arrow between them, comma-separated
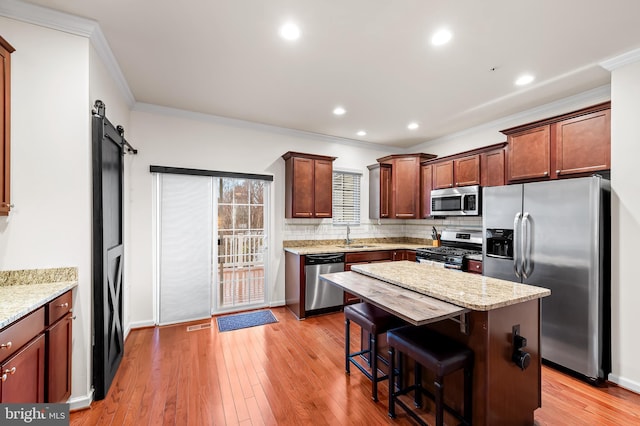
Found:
431,29 -> 453,46
515,74 -> 535,86
279,22 -> 300,41
333,106 -> 346,116
357,130 -> 367,136
408,122 -> 419,130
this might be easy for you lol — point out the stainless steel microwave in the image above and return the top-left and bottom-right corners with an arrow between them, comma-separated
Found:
430,185 -> 481,216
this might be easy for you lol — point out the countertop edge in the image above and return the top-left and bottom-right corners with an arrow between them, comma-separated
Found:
284,243 -> 427,255
0,281 -> 78,329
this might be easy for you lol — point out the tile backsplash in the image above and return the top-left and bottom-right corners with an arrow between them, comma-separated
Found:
283,217 -> 482,242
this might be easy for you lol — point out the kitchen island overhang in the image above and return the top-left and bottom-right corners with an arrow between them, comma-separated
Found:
320,261 -> 551,426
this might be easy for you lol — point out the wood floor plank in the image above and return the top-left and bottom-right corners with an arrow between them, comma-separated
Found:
71,307 -> 640,426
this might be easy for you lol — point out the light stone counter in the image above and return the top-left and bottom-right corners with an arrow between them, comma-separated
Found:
350,261 -> 550,311
0,267 -> 78,329
284,242 -> 428,255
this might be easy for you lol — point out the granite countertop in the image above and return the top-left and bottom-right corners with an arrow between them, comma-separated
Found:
350,261 -> 550,311
0,267 -> 78,329
284,242 -> 429,255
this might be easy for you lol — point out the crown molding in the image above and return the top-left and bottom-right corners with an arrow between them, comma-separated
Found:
0,0 -> 135,106
409,84 -> 611,151
133,102 -> 405,153
600,48 -> 640,71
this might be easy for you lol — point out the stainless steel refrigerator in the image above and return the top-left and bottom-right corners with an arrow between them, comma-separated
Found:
482,175 -> 610,381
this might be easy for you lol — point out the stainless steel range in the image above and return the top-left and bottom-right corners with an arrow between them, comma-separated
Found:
415,228 -> 482,271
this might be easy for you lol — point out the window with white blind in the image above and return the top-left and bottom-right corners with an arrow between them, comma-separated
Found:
332,171 -> 361,225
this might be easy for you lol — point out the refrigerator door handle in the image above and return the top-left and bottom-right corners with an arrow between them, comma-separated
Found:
522,212 -> 533,278
513,212 -> 522,278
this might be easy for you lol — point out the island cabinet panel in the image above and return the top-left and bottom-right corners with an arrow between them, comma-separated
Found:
425,299 -> 541,426
420,164 -> 433,218
454,154 -> 481,187
506,126 -> 551,182
46,290 -> 73,403
282,152 -> 336,218
555,108 -> 611,176
0,334 -> 46,403
433,160 -> 454,189
0,36 -> 15,216
480,148 -> 506,187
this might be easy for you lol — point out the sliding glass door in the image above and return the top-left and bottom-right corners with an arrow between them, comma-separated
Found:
155,170 -> 269,324
215,178 -> 268,311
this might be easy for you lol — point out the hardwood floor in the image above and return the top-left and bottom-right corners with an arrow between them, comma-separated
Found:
71,308 -> 640,425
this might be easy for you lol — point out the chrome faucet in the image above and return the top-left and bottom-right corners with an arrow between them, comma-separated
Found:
345,225 -> 352,245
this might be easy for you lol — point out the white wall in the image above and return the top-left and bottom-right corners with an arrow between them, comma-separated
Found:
0,18 -> 93,406
609,60 -> 640,392
126,107 -> 395,324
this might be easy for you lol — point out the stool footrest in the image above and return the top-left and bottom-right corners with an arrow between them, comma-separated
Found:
391,385 -> 469,425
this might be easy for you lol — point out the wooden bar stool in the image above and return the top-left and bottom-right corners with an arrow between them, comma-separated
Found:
344,302 -> 404,401
388,326 -> 474,426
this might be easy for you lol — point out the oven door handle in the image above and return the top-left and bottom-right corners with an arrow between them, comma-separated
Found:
513,212 -> 523,279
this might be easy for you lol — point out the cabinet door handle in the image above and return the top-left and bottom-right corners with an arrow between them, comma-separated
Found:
0,341 -> 12,349
1,373 -> 6,382
57,302 -> 69,308
556,170 -> 561,174
4,367 -> 16,375
543,171 -> 549,176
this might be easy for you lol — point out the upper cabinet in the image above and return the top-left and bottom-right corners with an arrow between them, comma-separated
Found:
555,108 -> 611,177
375,153 -> 436,219
0,36 -> 15,216
420,164 -> 433,218
432,154 -> 481,190
282,152 -> 336,218
368,163 -> 392,219
480,147 -> 506,187
502,102 -> 611,183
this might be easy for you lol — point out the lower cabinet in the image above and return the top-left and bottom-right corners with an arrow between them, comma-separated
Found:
467,259 -> 483,274
46,313 -> 72,403
0,290 -> 73,403
1,334 -> 45,403
45,290 -> 73,403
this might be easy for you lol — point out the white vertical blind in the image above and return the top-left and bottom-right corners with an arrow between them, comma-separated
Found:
158,174 -> 213,325
332,171 -> 361,225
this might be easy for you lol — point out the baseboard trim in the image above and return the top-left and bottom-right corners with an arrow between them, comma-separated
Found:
269,300 -> 286,307
68,389 -> 94,411
608,373 -> 640,394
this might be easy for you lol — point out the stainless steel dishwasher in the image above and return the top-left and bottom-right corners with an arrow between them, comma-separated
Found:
305,253 -> 345,311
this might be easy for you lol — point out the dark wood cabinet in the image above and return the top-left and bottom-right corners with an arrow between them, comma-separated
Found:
455,155 -> 481,187
420,164 -> 432,218
283,152 -> 336,218
345,251 -> 393,305
555,108 -> 610,176
467,259 -> 483,275
0,36 -> 15,216
432,160 -> 454,189
432,155 -> 481,189
368,163 -> 391,219
506,126 -> 551,182
502,102 -> 611,183
376,153 -> 436,219
481,148 -> 506,187
392,250 -> 416,261
1,335 -> 45,403
46,291 -> 73,403
0,308 -> 46,403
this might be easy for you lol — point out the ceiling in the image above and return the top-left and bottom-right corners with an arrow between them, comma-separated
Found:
20,0 -> 640,148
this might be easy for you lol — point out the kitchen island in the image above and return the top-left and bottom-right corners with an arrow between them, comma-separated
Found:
320,261 -> 550,426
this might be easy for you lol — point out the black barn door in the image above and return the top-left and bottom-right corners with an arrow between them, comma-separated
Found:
91,100 -> 128,400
